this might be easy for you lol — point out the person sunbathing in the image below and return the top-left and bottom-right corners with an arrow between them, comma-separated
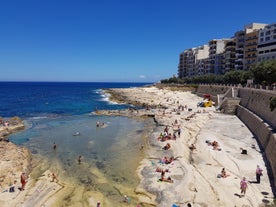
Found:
162,143 -> 171,150
221,168 -> 230,178
160,156 -> 175,164
211,141 -> 221,150
159,176 -> 174,183
189,144 -> 196,151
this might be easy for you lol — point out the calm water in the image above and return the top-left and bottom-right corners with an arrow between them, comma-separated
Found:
0,82 -> 154,206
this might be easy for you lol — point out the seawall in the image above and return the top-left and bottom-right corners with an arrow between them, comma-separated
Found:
196,85 -> 276,190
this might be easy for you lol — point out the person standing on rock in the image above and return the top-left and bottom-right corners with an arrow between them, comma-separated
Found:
240,177 -> 248,197
20,172 -> 27,190
256,165 -> 263,183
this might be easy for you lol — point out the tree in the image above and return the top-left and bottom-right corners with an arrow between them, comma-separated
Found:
223,70 -> 253,84
250,60 -> 276,85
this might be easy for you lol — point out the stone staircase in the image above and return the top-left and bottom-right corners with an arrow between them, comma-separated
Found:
217,87 -> 240,114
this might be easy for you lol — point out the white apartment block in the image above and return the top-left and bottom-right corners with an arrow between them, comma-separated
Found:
257,23 -> 276,62
178,45 -> 209,78
208,39 -> 229,74
196,45 -> 209,75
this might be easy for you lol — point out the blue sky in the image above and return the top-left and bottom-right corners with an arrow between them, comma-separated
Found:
0,0 -> 275,82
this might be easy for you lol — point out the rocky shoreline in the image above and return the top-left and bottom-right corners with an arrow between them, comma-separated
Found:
0,117 -> 32,190
102,86 -> 275,207
0,85 -> 274,207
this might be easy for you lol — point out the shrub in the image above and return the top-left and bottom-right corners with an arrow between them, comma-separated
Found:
270,97 -> 276,111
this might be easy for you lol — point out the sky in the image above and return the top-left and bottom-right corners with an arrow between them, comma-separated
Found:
0,0 -> 275,83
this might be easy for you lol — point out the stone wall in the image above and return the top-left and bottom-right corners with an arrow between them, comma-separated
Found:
238,88 -> 276,129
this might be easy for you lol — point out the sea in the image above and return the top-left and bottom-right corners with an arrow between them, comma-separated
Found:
0,82 -> 154,206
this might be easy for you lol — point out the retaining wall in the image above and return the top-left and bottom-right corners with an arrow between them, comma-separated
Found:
238,88 -> 276,129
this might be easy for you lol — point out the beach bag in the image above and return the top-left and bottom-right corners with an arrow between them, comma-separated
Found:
9,186 -> 15,192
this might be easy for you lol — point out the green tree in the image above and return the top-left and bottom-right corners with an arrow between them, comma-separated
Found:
250,60 -> 276,85
223,70 -> 253,84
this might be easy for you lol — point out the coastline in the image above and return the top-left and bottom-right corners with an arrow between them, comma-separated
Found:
102,85 -> 275,206
0,85 -> 275,207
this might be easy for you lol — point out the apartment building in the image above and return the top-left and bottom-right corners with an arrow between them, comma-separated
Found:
234,30 -> 245,70
178,45 -> 209,78
178,48 -> 195,78
196,45 -> 209,75
224,38 -> 236,73
178,53 -> 185,78
244,23 -> 267,70
177,22 -> 274,79
257,23 -> 276,62
208,39 -> 228,74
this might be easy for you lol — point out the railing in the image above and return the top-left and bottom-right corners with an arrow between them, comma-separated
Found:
198,83 -> 276,92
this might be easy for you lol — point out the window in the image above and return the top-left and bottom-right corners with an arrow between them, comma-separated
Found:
265,31 -> 271,35
260,38 -> 264,42
260,32 -> 264,37
265,37 -> 270,41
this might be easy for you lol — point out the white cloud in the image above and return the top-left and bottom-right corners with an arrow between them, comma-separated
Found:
139,75 -> 146,79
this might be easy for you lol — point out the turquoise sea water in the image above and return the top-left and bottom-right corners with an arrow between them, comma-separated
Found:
1,82 -> 153,206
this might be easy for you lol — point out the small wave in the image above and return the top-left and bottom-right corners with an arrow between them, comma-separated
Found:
30,116 -> 48,120
94,89 -> 102,94
98,91 -> 123,105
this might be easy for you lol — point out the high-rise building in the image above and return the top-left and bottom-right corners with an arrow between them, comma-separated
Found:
224,38 -> 236,73
208,39 -> 229,74
244,23 -> 267,70
195,45 -> 209,75
234,30 -> 245,70
257,23 -> 276,62
177,22 -> 274,79
178,45 -> 209,78
178,53 -> 185,79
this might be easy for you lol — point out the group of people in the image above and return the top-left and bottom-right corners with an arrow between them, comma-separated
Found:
218,165 -> 263,197
159,123 -> 182,150
159,156 -> 176,164
158,132 -> 176,142
0,120 -> 10,127
7,172 -> 28,193
96,121 -> 105,128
